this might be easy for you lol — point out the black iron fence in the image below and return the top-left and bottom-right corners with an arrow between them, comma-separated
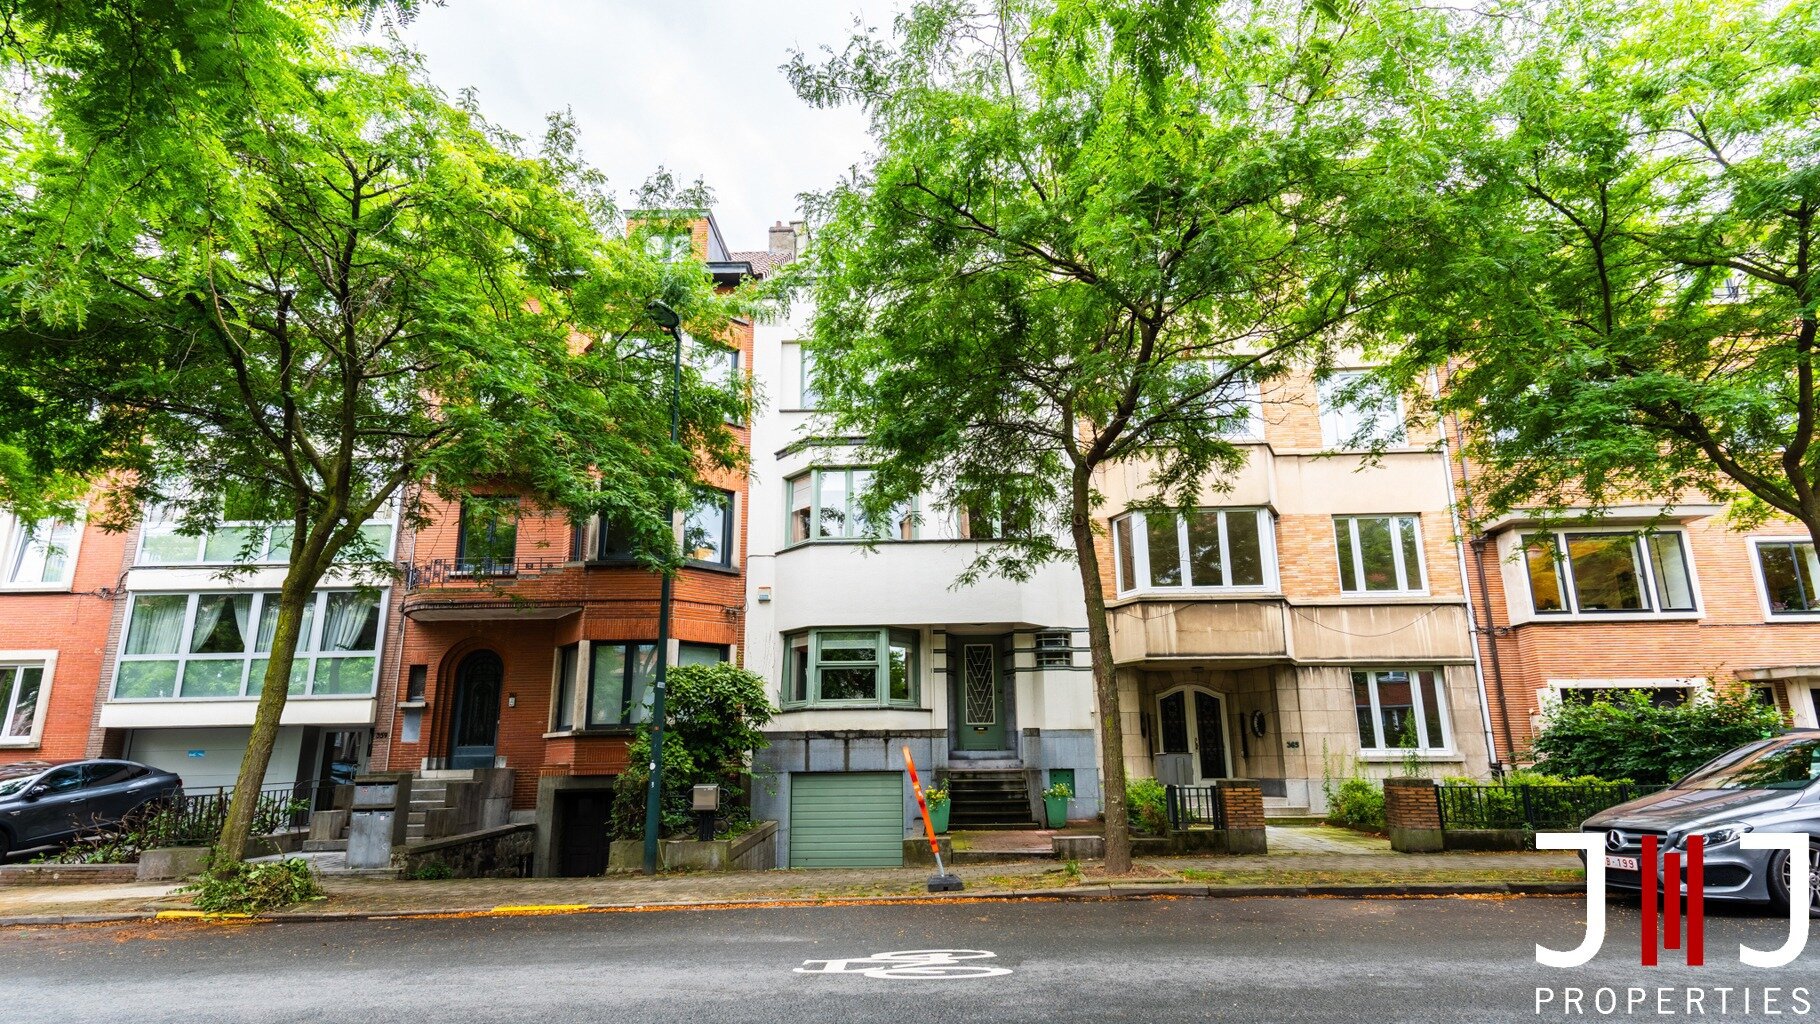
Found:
119,780 -> 334,849
402,556 -> 572,588
1437,782 -> 1657,832
1164,784 -> 1227,831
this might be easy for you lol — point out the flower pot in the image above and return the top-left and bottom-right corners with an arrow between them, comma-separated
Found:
1044,795 -> 1068,829
929,800 -> 951,834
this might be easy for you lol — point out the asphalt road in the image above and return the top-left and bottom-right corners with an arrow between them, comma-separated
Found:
3,896 -> 1815,1023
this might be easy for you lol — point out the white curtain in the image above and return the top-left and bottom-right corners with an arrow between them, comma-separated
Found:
126,596 -> 187,655
322,593 -> 376,652
189,597 -> 225,652
255,594 -> 316,653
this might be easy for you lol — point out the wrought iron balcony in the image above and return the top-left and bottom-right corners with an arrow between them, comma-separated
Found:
401,556 -> 573,589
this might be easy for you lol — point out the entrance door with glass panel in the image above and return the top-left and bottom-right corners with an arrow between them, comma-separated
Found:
1157,688 -> 1230,782
952,639 -> 1008,752
449,650 -> 503,769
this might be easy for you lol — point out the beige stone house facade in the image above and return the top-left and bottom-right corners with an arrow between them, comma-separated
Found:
1098,369 -> 1495,814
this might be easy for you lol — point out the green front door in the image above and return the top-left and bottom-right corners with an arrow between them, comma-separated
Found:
953,640 -> 1008,751
788,772 -> 904,868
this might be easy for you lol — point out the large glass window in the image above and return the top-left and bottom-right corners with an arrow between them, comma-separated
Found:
553,644 -> 578,731
136,506 -> 394,567
1110,509 -> 1273,593
1756,540 -> 1820,615
783,469 -> 915,545
798,347 -> 819,409
457,497 -> 518,575
1334,515 -> 1425,594
1353,669 -> 1450,751
780,628 -> 920,709
3,517 -> 77,587
0,664 -> 46,741
684,490 -> 734,566
1521,530 -> 1696,615
113,590 -> 381,700
587,642 -> 659,727
1319,371 -> 1405,448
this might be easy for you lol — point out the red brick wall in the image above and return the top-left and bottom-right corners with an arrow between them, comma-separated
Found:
0,510 -> 131,764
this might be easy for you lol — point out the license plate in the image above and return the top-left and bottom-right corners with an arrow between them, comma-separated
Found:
1605,855 -> 1639,871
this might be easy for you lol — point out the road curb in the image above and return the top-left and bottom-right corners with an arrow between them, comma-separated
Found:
0,880 -> 1583,928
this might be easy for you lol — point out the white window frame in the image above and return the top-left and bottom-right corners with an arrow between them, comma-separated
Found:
0,651 -> 56,748
1747,536 -> 1820,620
1110,508 -> 1277,595
1210,371 -> 1265,441
135,504 -> 398,568
0,514 -> 83,592
1518,527 -> 1701,618
1333,514 -> 1428,596
1353,668 -> 1453,753
1318,370 -> 1405,449
111,589 -> 387,701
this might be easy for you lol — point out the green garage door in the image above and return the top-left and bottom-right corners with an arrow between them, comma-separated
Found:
789,772 -> 905,868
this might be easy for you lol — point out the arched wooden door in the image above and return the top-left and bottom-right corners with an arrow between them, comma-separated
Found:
448,650 -> 503,770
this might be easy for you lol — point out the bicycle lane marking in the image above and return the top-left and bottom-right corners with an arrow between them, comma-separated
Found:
794,949 -> 1013,980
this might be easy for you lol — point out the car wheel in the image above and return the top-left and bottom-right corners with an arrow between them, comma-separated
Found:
1767,841 -> 1820,917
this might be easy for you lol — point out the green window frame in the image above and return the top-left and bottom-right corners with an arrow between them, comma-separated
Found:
780,628 -> 920,709
784,469 -> 915,546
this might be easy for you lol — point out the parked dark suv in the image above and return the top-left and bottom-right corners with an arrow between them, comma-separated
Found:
1584,731 -> 1820,915
0,759 -> 183,859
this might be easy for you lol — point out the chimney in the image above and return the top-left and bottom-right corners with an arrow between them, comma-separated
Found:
768,220 -> 798,260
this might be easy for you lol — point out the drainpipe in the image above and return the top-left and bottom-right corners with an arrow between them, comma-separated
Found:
1429,368 -> 1504,772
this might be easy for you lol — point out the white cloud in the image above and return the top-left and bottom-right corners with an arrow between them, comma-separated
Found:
392,0 -> 885,251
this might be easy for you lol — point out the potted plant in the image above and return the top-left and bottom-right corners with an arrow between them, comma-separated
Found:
925,787 -> 951,834
1042,781 -> 1073,829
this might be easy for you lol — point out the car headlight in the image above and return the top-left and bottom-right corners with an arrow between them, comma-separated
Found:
1676,823 -> 1753,849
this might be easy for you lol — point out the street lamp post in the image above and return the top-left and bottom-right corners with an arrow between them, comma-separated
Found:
642,299 -> 683,876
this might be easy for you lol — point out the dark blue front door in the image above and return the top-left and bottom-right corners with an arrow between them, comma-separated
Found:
449,651 -> 503,770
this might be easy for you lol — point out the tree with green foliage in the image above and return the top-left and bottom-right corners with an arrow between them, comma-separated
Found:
788,0 -> 1451,871
0,29 -> 766,866
1531,688 -> 1786,787
610,662 -> 775,841
1373,0 -> 1820,546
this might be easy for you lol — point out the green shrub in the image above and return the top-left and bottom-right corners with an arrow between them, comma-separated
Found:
1325,777 -> 1385,831
1126,777 -> 1168,835
406,861 -> 455,880
1531,687 -> 1784,786
608,662 -> 776,842
183,858 -> 321,914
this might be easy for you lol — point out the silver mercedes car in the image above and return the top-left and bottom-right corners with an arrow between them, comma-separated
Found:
1583,731 -> 1820,915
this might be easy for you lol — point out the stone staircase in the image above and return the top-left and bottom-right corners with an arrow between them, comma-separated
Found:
946,769 -> 1036,827
303,768 -> 515,852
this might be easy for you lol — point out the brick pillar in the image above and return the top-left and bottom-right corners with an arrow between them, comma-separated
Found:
1384,777 -> 1445,853
1215,778 -> 1267,855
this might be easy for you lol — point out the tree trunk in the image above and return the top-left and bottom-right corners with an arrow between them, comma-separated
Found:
1068,465 -> 1132,874
212,577 -> 316,869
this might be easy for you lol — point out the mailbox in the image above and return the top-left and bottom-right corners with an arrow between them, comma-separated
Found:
691,784 -> 721,812
346,773 -> 412,870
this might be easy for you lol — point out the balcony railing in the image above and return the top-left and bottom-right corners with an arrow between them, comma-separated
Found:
401,556 -> 572,589
1164,784 -> 1228,831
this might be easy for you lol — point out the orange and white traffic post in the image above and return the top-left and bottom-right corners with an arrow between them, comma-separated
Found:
903,745 -> 962,892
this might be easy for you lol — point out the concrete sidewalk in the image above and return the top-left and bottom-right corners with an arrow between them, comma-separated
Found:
0,848 -> 1584,925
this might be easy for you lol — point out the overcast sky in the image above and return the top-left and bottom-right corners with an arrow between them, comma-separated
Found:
390,1 -> 888,251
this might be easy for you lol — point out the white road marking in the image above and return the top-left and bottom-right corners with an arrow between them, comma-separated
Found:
795,949 -> 1012,980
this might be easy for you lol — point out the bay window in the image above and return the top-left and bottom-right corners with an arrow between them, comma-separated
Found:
113,590 -> 382,700
780,628 -> 919,708
785,468 -> 914,544
1111,508 -> 1272,593
587,642 -> 659,727
1755,540 -> 1819,615
1334,515 -> 1425,594
1522,530 -> 1697,615
1353,669 -> 1450,751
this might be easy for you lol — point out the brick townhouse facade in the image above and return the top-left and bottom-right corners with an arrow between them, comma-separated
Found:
1451,437 -> 1820,760
375,211 -> 768,875
1097,367 -> 1496,815
0,508 -> 130,764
